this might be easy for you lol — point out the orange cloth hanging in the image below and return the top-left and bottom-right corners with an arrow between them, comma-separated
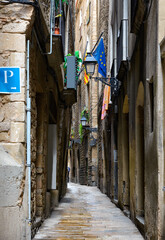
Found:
84,69 -> 89,85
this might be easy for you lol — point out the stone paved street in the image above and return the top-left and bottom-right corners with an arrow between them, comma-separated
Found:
33,183 -> 144,240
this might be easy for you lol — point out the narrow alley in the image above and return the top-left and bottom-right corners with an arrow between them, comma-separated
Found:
1,0 -> 165,239
33,183 -> 143,240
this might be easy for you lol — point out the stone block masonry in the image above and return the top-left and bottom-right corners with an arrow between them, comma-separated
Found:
0,1 -> 75,239
0,3 -> 34,240
0,33 -> 26,52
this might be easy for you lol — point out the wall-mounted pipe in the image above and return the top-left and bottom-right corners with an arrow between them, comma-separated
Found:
122,0 -> 128,60
26,40 -> 31,229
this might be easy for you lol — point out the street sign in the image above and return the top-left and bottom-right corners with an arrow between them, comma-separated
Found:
0,67 -> 21,93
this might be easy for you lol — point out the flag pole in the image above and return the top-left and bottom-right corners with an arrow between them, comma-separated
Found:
83,41 -> 88,61
91,32 -> 104,54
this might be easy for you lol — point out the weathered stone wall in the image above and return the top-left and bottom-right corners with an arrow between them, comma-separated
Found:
71,0 -> 103,186
27,35 -> 49,236
97,0 -> 110,193
159,1 -> 165,234
57,105 -> 72,200
144,0 -> 162,238
103,0 -> 165,239
29,29 -> 73,236
0,4 -> 34,240
0,1 -> 74,238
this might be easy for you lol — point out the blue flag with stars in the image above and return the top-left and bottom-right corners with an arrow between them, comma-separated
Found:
92,38 -> 106,78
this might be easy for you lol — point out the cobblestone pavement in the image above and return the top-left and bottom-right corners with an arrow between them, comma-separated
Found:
33,183 -> 144,240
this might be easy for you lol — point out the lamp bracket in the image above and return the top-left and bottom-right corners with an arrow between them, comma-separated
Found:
91,76 -> 118,88
83,127 -> 98,132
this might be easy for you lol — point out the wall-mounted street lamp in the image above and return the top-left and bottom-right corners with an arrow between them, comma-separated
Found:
84,53 -> 97,77
80,115 -> 88,127
90,135 -> 97,147
80,115 -> 97,147
80,115 -> 97,132
83,52 -> 119,92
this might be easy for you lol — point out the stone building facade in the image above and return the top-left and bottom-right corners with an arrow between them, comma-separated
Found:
69,0 -> 165,239
0,0 -> 75,239
69,0 -> 99,186
97,0 -> 165,239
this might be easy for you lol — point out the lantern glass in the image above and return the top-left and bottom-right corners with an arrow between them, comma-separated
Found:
80,115 -> 87,127
85,63 -> 96,76
83,53 -> 97,77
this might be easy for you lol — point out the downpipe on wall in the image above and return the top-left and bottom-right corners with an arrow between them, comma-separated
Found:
26,40 -> 32,239
123,0 -> 128,61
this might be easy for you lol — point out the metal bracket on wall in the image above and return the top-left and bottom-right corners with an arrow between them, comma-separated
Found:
8,0 -> 38,7
83,127 -> 98,132
91,76 -> 120,96
92,76 -> 119,88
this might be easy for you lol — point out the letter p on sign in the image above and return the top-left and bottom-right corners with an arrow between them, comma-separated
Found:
0,67 -> 21,93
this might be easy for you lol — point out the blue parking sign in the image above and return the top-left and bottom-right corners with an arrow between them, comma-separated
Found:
0,67 -> 21,93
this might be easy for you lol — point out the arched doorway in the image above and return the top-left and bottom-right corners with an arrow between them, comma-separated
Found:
135,82 -> 145,218
122,95 -> 130,208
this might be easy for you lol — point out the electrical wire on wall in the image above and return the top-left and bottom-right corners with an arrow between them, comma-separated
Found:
0,0 -> 38,7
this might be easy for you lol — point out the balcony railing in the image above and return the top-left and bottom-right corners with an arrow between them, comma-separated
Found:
117,20 -> 128,79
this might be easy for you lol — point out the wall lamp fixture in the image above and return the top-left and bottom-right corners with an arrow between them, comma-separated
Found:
80,115 -> 97,132
83,53 -> 119,92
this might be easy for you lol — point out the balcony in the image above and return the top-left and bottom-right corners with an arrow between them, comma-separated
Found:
36,0 -> 68,92
117,20 -> 128,80
131,0 -> 148,34
46,0 -> 66,91
33,0 -> 76,105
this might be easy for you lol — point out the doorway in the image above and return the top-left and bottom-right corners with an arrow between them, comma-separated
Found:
136,82 -> 145,218
122,95 -> 130,208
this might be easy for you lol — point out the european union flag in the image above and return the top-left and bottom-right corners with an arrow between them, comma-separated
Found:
92,38 -> 106,78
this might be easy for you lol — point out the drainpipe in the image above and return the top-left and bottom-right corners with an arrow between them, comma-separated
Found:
123,0 -> 128,61
26,40 -> 31,229
45,0 -> 53,55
